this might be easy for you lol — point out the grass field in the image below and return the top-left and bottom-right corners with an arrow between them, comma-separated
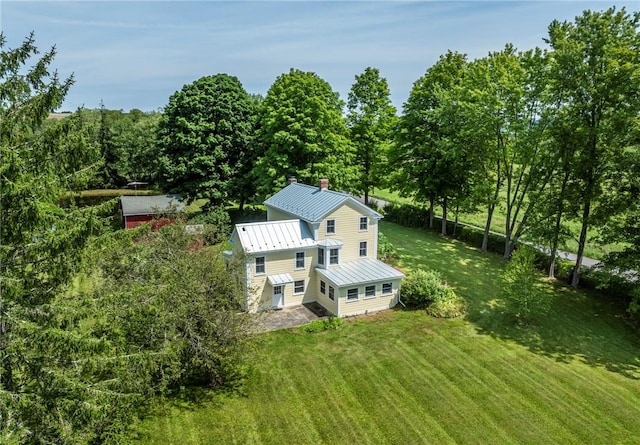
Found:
371,188 -> 626,260
135,222 -> 640,444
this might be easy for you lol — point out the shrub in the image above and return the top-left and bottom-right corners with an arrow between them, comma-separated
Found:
501,246 -> 550,323
402,269 -> 443,308
402,269 -> 467,317
378,231 -> 397,262
302,315 -> 343,333
426,294 -> 468,318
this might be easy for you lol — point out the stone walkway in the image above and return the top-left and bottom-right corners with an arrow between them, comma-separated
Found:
253,304 -> 325,333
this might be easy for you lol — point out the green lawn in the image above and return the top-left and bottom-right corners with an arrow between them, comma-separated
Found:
135,222 -> 640,444
371,188 -> 626,260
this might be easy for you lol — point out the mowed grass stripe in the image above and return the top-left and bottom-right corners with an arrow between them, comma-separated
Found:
435,334 -> 598,444
251,349 -> 328,443
390,332 -> 517,444
445,317 -> 638,443
329,336 -> 456,444
424,338 -> 566,443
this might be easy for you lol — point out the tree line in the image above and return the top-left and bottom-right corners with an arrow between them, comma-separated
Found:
147,7 -> 636,288
64,7 -> 638,290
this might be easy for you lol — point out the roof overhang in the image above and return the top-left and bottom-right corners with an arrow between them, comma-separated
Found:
317,239 -> 344,247
268,273 -> 294,286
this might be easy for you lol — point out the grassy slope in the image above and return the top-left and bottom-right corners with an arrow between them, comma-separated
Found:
371,188 -> 626,260
137,222 -> 640,445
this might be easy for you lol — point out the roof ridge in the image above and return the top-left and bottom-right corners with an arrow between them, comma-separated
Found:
235,219 -> 299,227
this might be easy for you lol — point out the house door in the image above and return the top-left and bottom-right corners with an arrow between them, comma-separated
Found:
272,285 -> 284,309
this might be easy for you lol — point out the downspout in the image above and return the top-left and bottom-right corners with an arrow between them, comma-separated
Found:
373,219 -> 379,260
245,259 -> 252,312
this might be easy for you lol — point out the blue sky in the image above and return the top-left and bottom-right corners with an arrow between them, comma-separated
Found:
2,1 -> 636,112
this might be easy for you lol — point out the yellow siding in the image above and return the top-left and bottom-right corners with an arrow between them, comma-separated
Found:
338,279 -> 402,317
320,201 -> 378,263
267,207 -> 297,222
237,198 -> 397,316
314,275 -> 339,315
246,248 -> 315,312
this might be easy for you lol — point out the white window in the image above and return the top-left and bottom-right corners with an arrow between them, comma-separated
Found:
326,219 -> 336,234
359,241 -> 367,257
382,282 -> 393,295
255,256 -> 265,274
295,251 -> 305,269
329,248 -> 339,265
329,286 -> 335,301
365,285 -> 376,298
347,288 -> 359,302
318,247 -> 325,266
320,280 -> 326,295
359,216 -> 368,231
294,280 -> 305,294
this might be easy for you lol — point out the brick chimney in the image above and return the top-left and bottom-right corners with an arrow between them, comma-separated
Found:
319,178 -> 329,190
288,176 -> 297,184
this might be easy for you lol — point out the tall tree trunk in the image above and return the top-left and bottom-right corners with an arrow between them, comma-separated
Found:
238,197 -> 245,212
548,169 -> 570,278
503,171 -> 513,260
503,217 -> 513,260
572,125 -> 598,288
429,197 -> 434,229
441,196 -> 448,236
483,158 -> 501,253
453,204 -> 459,236
482,203 -> 495,253
572,197 -> 591,288
364,189 -> 369,207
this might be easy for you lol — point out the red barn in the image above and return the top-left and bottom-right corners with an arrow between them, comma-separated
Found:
120,195 -> 185,229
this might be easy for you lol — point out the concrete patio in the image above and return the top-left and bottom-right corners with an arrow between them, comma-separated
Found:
253,303 -> 328,332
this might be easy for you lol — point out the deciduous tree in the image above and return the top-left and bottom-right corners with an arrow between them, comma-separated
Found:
501,247 -> 550,324
253,69 -> 355,196
392,51 -> 478,235
158,74 -> 256,206
545,7 -> 640,287
347,67 -> 396,205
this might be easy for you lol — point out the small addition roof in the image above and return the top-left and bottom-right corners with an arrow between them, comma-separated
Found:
316,258 -> 405,287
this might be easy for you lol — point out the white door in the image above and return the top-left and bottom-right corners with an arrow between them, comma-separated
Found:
272,285 -> 284,309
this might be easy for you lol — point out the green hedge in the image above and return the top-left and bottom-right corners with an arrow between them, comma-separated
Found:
382,202 -> 505,255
